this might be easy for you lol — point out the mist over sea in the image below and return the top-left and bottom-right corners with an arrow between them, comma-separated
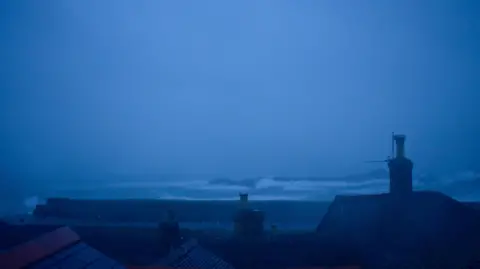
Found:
1,169 -> 479,217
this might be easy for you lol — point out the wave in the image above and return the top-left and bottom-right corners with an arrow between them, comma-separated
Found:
2,169 -> 480,217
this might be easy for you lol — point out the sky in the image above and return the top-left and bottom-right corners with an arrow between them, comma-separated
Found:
1,0 -> 479,179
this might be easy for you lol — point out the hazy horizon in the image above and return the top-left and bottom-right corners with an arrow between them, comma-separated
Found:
1,1 -> 479,210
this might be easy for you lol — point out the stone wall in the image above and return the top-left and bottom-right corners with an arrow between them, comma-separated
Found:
33,199 -> 329,224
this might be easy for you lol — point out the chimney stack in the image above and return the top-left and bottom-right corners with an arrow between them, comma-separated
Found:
239,193 -> 249,207
394,134 -> 406,158
388,134 -> 413,196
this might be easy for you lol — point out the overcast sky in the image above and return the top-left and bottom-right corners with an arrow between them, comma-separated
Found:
1,0 -> 479,177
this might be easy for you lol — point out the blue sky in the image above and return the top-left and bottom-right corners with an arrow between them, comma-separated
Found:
1,0 -> 479,179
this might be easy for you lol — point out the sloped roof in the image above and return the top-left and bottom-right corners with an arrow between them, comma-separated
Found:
0,224 -> 63,251
316,191 -> 480,267
0,226 -> 79,268
0,226 -> 126,269
157,239 -> 234,269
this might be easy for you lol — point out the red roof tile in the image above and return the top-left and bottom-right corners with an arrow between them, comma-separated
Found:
0,226 -> 80,269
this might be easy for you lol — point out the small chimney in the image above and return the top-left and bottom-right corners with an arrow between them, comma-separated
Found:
394,134 -> 406,158
239,193 -> 249,207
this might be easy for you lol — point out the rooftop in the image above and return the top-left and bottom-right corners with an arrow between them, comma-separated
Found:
0,226 -> 126,269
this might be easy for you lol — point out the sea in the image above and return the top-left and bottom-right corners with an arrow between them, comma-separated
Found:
1,170 -> 479,217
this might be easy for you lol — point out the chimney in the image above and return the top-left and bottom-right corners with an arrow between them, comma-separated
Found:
388,134 -> 414,195
239,193 -> 248,207
394,134 -> 406,158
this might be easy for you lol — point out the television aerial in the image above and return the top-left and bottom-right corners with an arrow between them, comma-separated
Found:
365,132 -> 396,163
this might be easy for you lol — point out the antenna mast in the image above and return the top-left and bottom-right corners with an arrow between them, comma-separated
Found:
390,132 -> 395,160
364,132 -> 396,163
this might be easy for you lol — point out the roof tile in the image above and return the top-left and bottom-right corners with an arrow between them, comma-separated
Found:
0,226 -> 127,269
163,240 -> 234,269
0,227 -> 80,269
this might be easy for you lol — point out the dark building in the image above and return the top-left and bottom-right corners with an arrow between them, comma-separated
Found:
315,134 -> 480,268
158,210 -> 181,255
388,134 -> 413,197
233,193 -> 265,238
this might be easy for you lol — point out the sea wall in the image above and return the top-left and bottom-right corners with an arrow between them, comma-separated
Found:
33,198 -> 330,225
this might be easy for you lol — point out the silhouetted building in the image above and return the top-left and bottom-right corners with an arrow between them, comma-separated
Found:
239,193 -> 248,207
388,134 -> 413,197
233,193 -> 265,238
317,191 -> 480,268
158,210 -> 181,255
315,134 -> 480,268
